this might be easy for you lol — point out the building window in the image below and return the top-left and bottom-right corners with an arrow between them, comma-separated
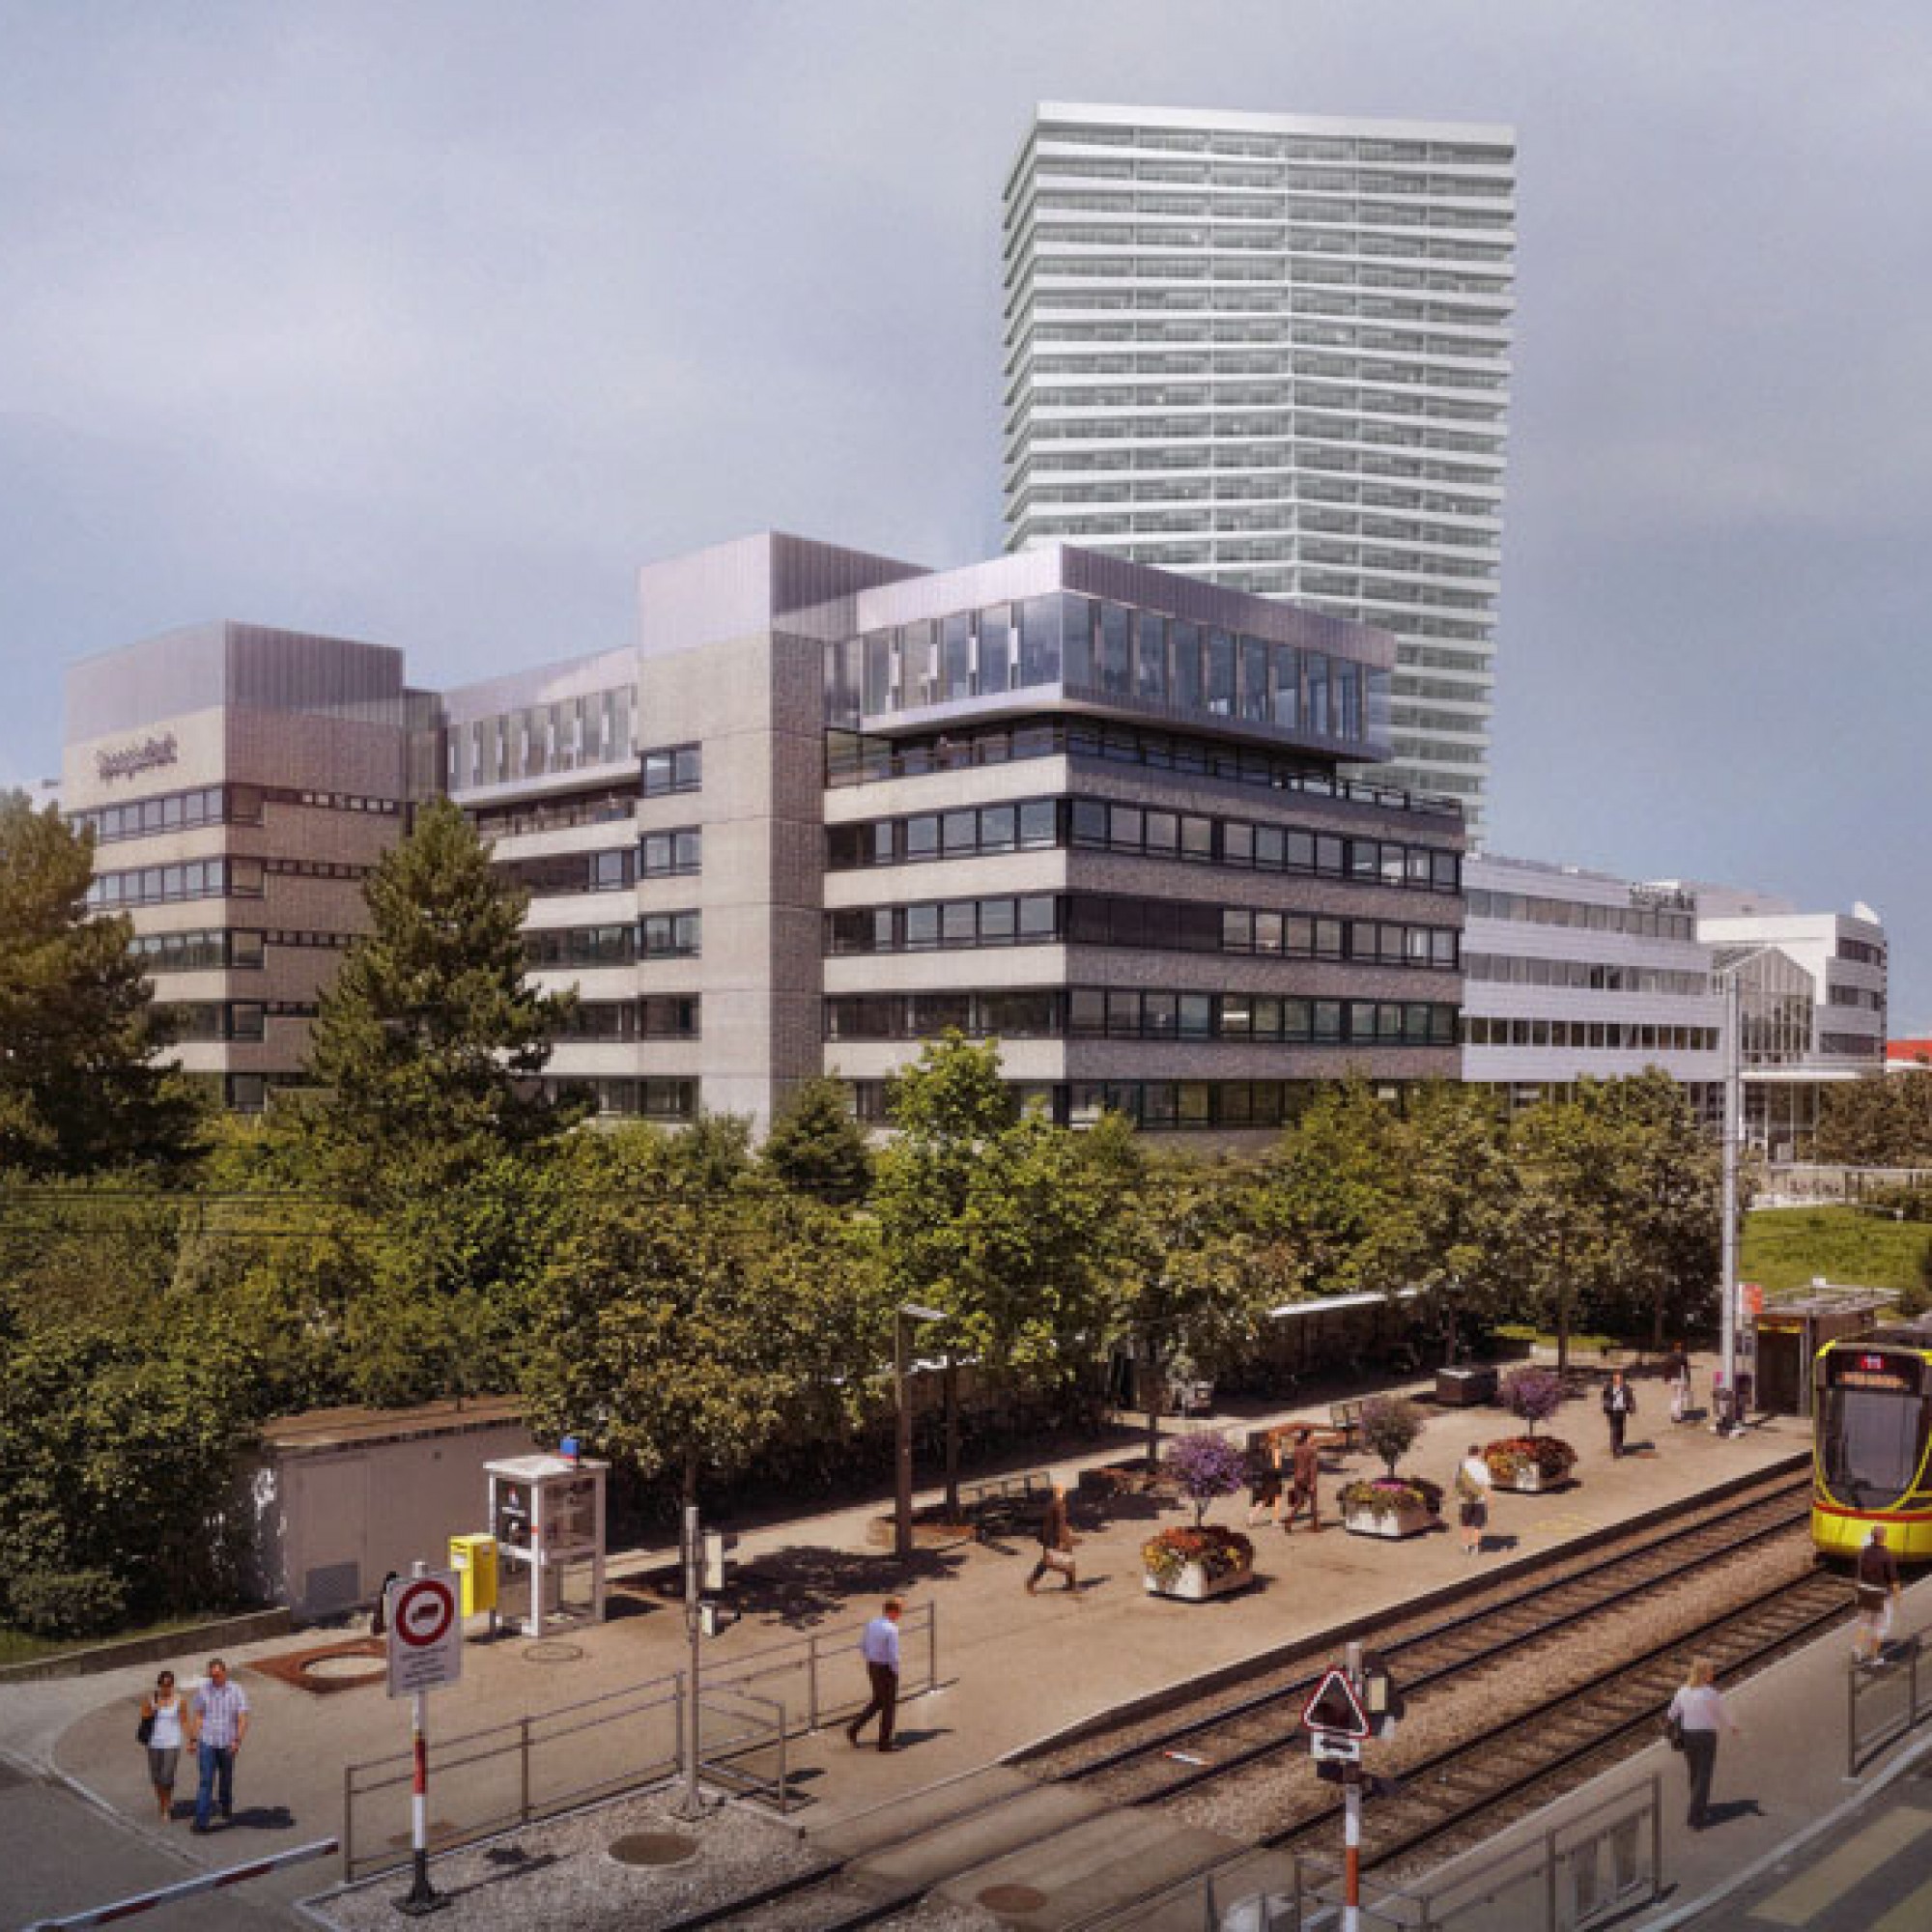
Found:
641,911 -> 701,958
642,743 -> 702,796
641,828 -> 702,877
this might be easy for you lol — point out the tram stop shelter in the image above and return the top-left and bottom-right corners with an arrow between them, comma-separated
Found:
1750,1286 -> 1889,1417
484,1452 -> 609,1636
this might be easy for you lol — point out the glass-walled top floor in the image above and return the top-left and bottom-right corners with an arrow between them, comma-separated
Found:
824,590 -> 1389,759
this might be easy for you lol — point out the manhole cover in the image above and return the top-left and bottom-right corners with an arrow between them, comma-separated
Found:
522,1640 -> 585,1664
978,1884 -> 1048,1912
608,1831 -> 699,1868
302,1653 -> 387,1684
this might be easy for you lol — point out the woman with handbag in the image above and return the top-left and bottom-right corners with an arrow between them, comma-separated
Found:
139,1668 -> 185,1823
1665,1656 -> 1740,1831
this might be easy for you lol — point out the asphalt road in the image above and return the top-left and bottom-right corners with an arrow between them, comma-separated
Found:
1,1756 -> 302,1932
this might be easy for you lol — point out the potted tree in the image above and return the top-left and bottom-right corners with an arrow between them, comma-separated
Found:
1340,1397 -> 1441,1540
1142,1434 -> 1256,1600
1484,1367 -> 1578,1492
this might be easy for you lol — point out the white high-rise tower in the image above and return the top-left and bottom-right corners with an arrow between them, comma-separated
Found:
1003,102 -> 1515,837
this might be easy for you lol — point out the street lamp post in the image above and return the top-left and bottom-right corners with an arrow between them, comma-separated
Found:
1718,965 -> 1743,1434
895,1303 -> 947,1561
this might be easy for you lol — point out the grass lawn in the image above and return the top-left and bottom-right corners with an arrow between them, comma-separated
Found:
0,1611 -> 214,1669
1742,1205 -> 1931,1298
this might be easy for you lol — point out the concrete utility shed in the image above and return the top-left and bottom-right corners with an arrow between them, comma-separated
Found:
242,1397 -> 536,1620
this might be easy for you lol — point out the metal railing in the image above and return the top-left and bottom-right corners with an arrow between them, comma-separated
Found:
342,1675 -> 684,1880
338,1601 -> 940,1880
705,1598 -> 940,1734
1160,1775 -> 1664,1931
1847,1633 -> 1930,1776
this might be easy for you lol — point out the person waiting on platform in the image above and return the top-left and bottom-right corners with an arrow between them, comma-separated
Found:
1854,1526 -> 1903,1667
1666,1656 -> 1740,1831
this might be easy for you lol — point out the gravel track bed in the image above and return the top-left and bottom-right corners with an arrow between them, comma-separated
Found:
1153,1526 -> 1824,1845
1025,1467 -> 1807,1785
306,1794 -> 824,1932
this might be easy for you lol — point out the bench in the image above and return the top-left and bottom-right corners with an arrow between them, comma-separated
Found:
1249,1404 -> 1363,1464
1166,1377 -> 1216,1417
1326,1398 -> 1368,1451
960,1471 -> 1055,1541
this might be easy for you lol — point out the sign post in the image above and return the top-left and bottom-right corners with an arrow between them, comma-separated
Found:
385,1562 -> 462,1917
1301,1647 -> 1378,1932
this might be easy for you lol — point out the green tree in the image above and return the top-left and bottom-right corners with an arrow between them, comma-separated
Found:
1091,1122 -> 1264,1470
1363,1083 -> 1518,1363
291,797 -> 585,1187
1507,1094 -> 1627,1372
762,1075 -> 873,1202
1251,1077 -> 1403,1301
0,790 -> 205,1176
871,1036 -> 1115,1503
1816,1073 -> 1932,1166
1587,1071 -> 1721,1349
523,1128 -> 871,1507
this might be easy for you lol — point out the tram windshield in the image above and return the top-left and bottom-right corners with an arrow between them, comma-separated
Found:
1817,1387 -> 1930,1508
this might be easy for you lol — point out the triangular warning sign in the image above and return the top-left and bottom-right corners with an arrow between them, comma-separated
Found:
1301,1666 -> 1371,1738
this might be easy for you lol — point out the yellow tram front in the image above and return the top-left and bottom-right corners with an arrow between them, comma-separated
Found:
1812,1337 -> 1932,1561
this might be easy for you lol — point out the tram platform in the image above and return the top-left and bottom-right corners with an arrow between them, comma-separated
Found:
1,1358 -> 1890,1929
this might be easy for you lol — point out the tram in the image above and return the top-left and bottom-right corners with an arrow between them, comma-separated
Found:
1812,1328 -> 1932,1561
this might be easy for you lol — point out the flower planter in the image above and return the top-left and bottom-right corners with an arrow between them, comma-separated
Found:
1344,1501 -> 1435,1541
1494,1467 -> 1548,1494
1143,1559 -> 1254,1601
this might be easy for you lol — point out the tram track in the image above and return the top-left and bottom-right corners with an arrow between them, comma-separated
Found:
656,1463 -> 1832,1932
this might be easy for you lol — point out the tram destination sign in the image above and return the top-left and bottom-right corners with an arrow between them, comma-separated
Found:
1825,1351 -> 1921,1394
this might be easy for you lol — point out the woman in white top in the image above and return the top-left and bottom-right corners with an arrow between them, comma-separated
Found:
1455,1444 -> 1493,1556
140,1668 -> 186,1823
1666,1656 -> 1740,1830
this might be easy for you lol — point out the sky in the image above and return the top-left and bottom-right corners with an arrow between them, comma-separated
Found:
2,2 -> 1927,1019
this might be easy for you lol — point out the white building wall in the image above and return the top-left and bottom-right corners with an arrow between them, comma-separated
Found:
1002,102 -> 1515,836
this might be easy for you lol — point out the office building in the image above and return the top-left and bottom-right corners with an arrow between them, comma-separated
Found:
63,622 -> 432,1113
1002,102 -> 1515,836
1687,885 -> 1889,1157
64,534 -> 1467,1134
1460,854 -> 1724,1117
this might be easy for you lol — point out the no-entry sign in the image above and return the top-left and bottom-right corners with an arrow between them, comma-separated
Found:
385,1570 -> 463,1698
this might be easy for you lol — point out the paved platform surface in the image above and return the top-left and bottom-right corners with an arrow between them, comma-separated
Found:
4,1356 -> 1915,1930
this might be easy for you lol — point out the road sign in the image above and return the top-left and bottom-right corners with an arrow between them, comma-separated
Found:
1302,1666 -> 1372,1739
1310,1730 -> 1363,1764
385,1571 -> 463,1698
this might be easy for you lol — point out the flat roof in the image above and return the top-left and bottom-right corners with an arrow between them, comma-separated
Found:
258,1394 -> 527,1454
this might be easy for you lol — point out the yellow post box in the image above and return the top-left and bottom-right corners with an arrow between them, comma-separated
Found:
448,1532 -> 498,1616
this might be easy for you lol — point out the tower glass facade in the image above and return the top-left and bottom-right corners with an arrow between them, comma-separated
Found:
1003,102 -> 1515,838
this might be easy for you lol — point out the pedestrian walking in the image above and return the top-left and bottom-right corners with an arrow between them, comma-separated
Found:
138,1669 -> 185,1824
1282,1426 -> 1322,1533
846,1598 -> 903,1752
1602,1371 -> 1637,1458
370,1570 -> 399,1637
1454,1444 -> 1493,1556
1854,1526 -> 1903,1666
187,1658 -> 249,1833
1026,1480 -> 1078,1594
1666,1656 -> 1740,1830
1245,1435 -> 1283,1527
1665,1343 -> 1691,1425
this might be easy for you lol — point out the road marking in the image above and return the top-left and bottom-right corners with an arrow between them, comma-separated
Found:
1871,1866 -> 1932,1932
1748,1804 -> 1932,1924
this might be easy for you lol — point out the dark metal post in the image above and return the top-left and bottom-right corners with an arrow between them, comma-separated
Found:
894,1312 -> 913,1560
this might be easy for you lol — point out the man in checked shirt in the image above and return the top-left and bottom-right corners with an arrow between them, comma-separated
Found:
188,1657 -> 251,1833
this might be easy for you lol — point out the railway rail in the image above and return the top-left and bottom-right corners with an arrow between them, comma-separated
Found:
656,1463 -> 1839,1932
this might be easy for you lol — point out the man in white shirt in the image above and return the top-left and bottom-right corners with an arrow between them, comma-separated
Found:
847,1598 -> 903,1752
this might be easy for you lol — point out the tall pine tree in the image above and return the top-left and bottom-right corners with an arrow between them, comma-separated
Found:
294,796 -> 587,1189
